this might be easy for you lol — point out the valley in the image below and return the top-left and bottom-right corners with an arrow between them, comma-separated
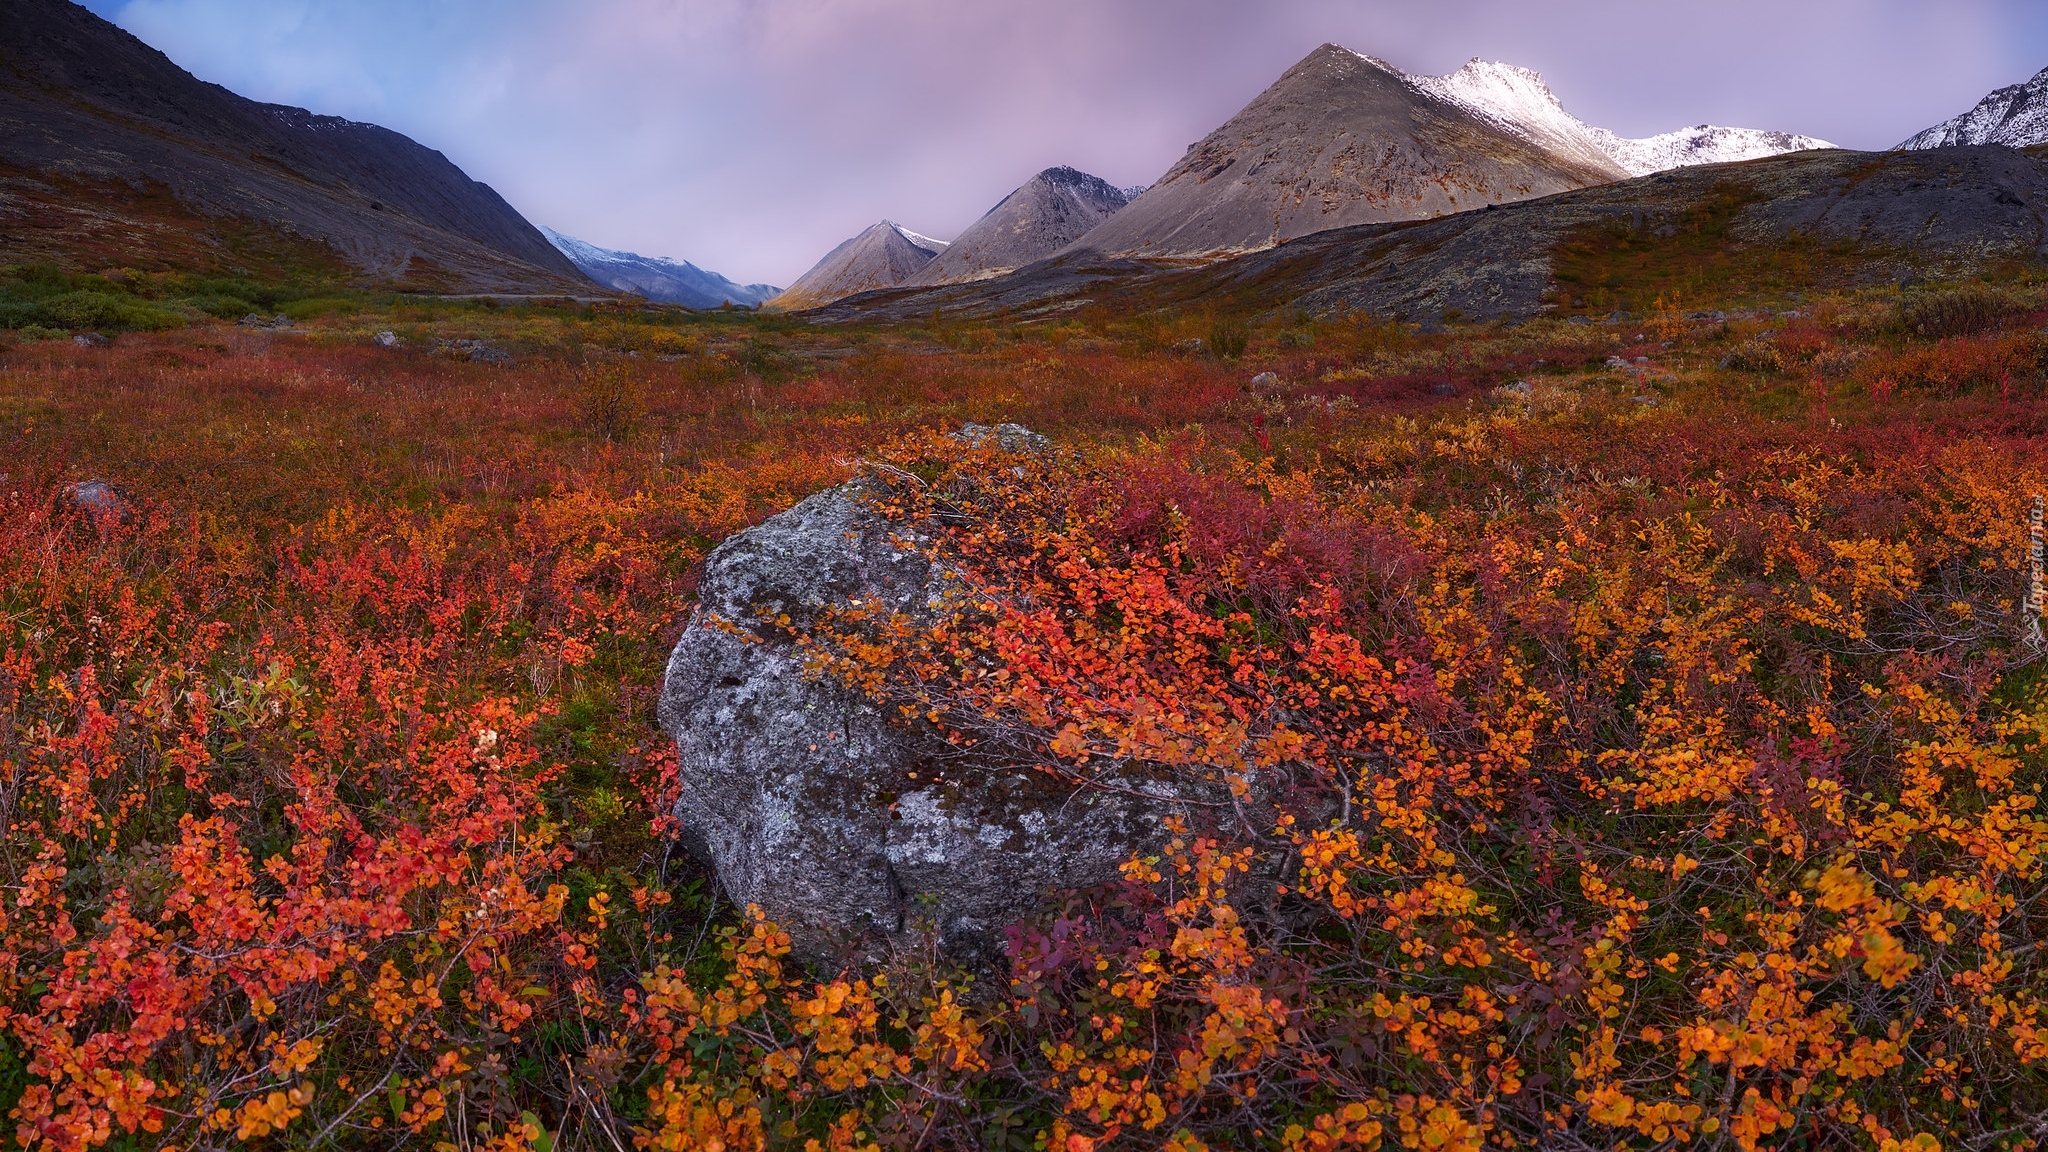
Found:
8,2 -> 2048,1150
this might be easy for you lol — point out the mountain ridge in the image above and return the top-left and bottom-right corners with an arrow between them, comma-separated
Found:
0,0 -> 585,291
796,148 -> 2048,330
541,228 -> 778,308
1900,65 -> 2048,150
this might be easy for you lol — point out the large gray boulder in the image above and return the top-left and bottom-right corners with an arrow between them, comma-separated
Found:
657,439 -> 1258,965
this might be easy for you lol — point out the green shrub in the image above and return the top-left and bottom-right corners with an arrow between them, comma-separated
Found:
1897,284 -> 2032,339
0,299 -> 46,329
281,296 -> 357,321
187,294 -> 255,320
1207,317 -> 1250,359
42,290 -> 183,332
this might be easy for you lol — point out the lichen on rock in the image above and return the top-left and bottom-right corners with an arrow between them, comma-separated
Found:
657,427 -> 1255,965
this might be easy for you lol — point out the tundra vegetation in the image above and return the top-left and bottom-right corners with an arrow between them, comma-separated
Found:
3,261 -> 2048,1152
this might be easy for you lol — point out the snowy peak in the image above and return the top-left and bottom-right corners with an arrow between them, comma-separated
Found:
886,221 -> 949,255
1594,126 -> 1835,177
1400,54 -> 1829,177
1061,44 -> 1625,260
1899,66 -> 2048,150
1408,56 -> 1625,177
539,227 -> 778,308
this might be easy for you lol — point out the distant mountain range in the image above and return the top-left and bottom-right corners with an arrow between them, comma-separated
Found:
1900,65 -> 2048,149
0,0 -> 585,292
772,44 -> 1833,310
803,146 -> 2048,331
541,227 -> 778,308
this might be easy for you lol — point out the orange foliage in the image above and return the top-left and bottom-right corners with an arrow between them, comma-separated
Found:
3,305 -> 2048,1150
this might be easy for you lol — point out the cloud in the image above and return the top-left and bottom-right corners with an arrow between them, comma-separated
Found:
86,0 -> 2044,286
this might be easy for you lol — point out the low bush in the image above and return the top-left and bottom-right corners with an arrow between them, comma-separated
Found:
1,289 -> 185,332
1718,336 -> 1783,372
186,293 -> 254,320
1897,283 -> 2034,339
1207,317 -> 1250,359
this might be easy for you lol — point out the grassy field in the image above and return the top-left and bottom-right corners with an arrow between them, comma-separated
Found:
4,270 -> 2048,1151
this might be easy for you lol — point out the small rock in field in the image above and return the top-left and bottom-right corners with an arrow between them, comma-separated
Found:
1249,372 -> 1282,391
1171,337 -> 1207,356
951,422 -> 1051,452
434,338 -> 511,364
63,479 -> 127,518
373,331 -> 402,348
1503,380 -> 1534,394
72,333 -> 110,348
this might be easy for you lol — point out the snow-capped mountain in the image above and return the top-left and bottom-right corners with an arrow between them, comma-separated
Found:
1591,126 -> 1835,176
1065,45 -> 1831,261
540,227 -> 778,308
1899,65 -> 2048,150
1409,57 -> 1832,178
764,221 -> 947,312
1065,46 -> 1625,260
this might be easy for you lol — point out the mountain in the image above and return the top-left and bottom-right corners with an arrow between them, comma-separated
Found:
0,0 -> 584,291
1063,46 -> 1829,262
541,228 -> 777,308
763,221 -> 947,312
1406,59 -> 1831,178
1899,66 -> 2048,149
1060,45 -> 1625,262
804,147 -> 2048,330
904,167 -> 1131,287
1593,126 -> 1834,177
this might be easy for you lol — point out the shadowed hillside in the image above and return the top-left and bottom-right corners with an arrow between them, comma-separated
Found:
0,0 -> 587,292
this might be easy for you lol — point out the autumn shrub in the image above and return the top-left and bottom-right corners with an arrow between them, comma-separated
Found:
576,359 -> 647,442
786,420 -> 2048,1151
1719,336 -> 1783,372
1853,330 -> 2044,397
7,292 -> 2048,1152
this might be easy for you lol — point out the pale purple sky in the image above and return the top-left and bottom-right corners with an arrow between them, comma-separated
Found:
79,0 -> 2048,287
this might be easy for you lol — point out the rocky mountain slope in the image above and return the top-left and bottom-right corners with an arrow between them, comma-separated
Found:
904,167 -> 1131,287
1899,65 -> 2048,149
763,221 -> 947,312
805,146 -> 2048,328
1060,46 -> 1829,263
1060,45 -> 1626,262
541,227 -> 777,308
0,0 -> 584,291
